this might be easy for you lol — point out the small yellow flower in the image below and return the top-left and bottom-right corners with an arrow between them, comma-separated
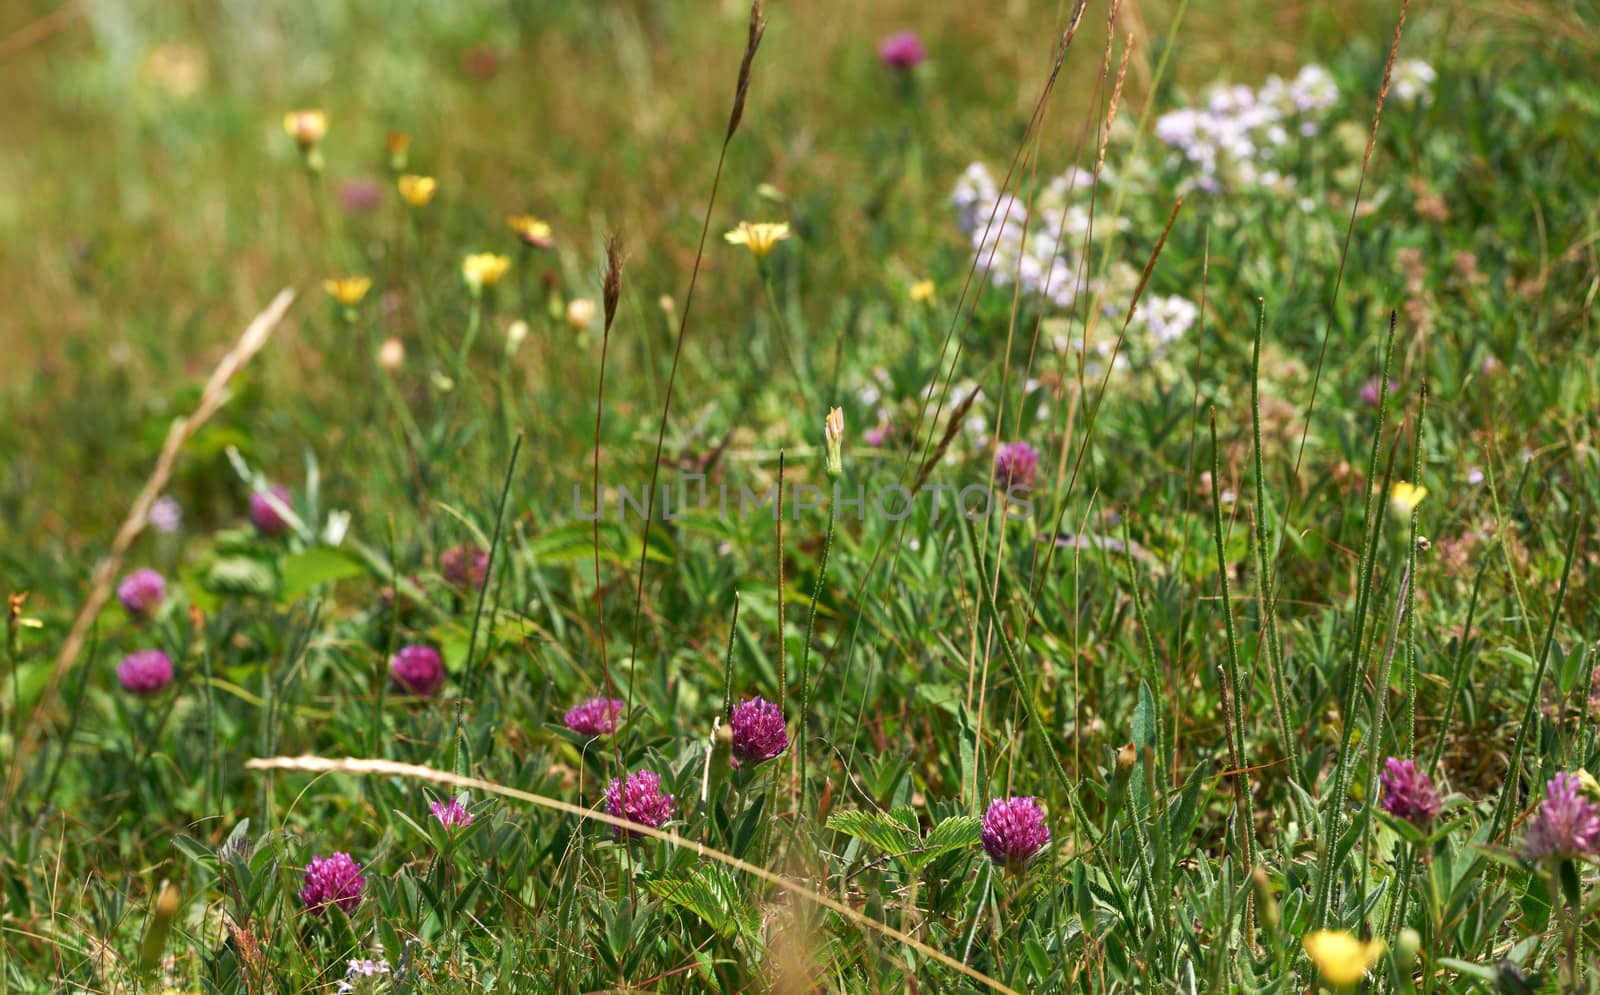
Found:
1302,930 -> 1386,989
397,174 -> 438,208
566,297 -> 596,331
282,109 -> 327,147
508,215 -> 554,249
910,278 -> 936,302
461,252 -> 512,294
322,276 -> 372,307
723,221 -> 791,259
1389,481 -> 1427,515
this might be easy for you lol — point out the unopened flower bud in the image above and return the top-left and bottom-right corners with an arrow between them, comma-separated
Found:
823,407 -> 844,480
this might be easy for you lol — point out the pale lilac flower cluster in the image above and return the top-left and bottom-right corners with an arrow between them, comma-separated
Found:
148,494 -> 182,533
1132,295 -> 1200,346
337,958 -> 391,994
1154,64 -> 1339,192
950,163 -> 1117,310
1391,59 -> 1437,106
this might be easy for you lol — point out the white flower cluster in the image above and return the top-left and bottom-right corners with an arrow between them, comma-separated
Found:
950,163 -> 1123,310
1153,64 -> 1340,193
1391,59 -> 1436,106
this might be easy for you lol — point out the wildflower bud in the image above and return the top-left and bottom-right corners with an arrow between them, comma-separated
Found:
1576,769 -> 1600,805
1116,742 -> 1137,775
377,337 -> 406,372
658,294 -> 676,316
706,720 -> 733,801
566,297 -> 595,332
282,109 -> 327,148
138,880 -> 180,976
386,130 -> 411,173
504,321 -> 529,357
1395,927 -> 1421,974
823,407 -> 844,480
1250,866 -> 1280,931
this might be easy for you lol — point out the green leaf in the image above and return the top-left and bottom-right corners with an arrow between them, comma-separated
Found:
826,809 -> 919,857
647,867 -> 757,938
203,555 -> 278,598
277,546 -> 366,602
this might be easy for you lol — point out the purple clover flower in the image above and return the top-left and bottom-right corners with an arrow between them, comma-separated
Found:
337,177 -> 383,214
995,441 -> 1040,491
1378,757 -> 1442,828
604,770 -> 675,837
117,568 -> 167,617
1522,773 -> 1600,863
300,852 -> 365,916
981,796 -> 1050,868
441,543 -> 489,591
564,697 -> 625,737
389,645 -> 445,697
730,696 -> 789,766
1360,377 -> 1399,407
249,485 -> 293,536
117,649 -> 174,695
878,30 -> 927,71
430,795 -> 474,829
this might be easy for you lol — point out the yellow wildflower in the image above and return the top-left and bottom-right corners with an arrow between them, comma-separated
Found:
1389,481 -> 1427,516
723,221 -> 791,259
282,109 -> 327,147
910,279 -> 935,302
322,276 -> 372,307
824,407 -> 845,479
398,174 -> 438,208
461,253 -> 511,294
508,215 -> 554,249
1303,930 -> 1386,989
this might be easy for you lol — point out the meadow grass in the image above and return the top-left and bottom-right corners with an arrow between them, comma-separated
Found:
3,0 -> 1600,991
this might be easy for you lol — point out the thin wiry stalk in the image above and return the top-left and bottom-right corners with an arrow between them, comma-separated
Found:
1249,297 -> 1299,782
624,0 -> 766,733
1492,510 -> 1582,839
797,501 -> 837,816
1208,408 -> 1255,941
1312,310 -> 1399,931
595,233 -> 624,768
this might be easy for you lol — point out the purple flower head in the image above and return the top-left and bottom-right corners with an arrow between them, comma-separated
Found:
441,543 -> 489,591
879,30 -> 927,71
249,485 -> 293,536
1379,757 -> 1442,828
604,770 -> 675,837
1359,377 -> 1399,407
300,851 -> 365,916
729,696 -> 789,766
389,644 -> 446,697
864,424 -> 888,447
430,794 -> 474,830
117,568 -> 167,617
981,796 -> 1050,868
1522,773 -> 1600,862
994,441 -> 1040,491
564,697 -> 625,737
117,649 -> 174,695
338,177 -> 383,214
